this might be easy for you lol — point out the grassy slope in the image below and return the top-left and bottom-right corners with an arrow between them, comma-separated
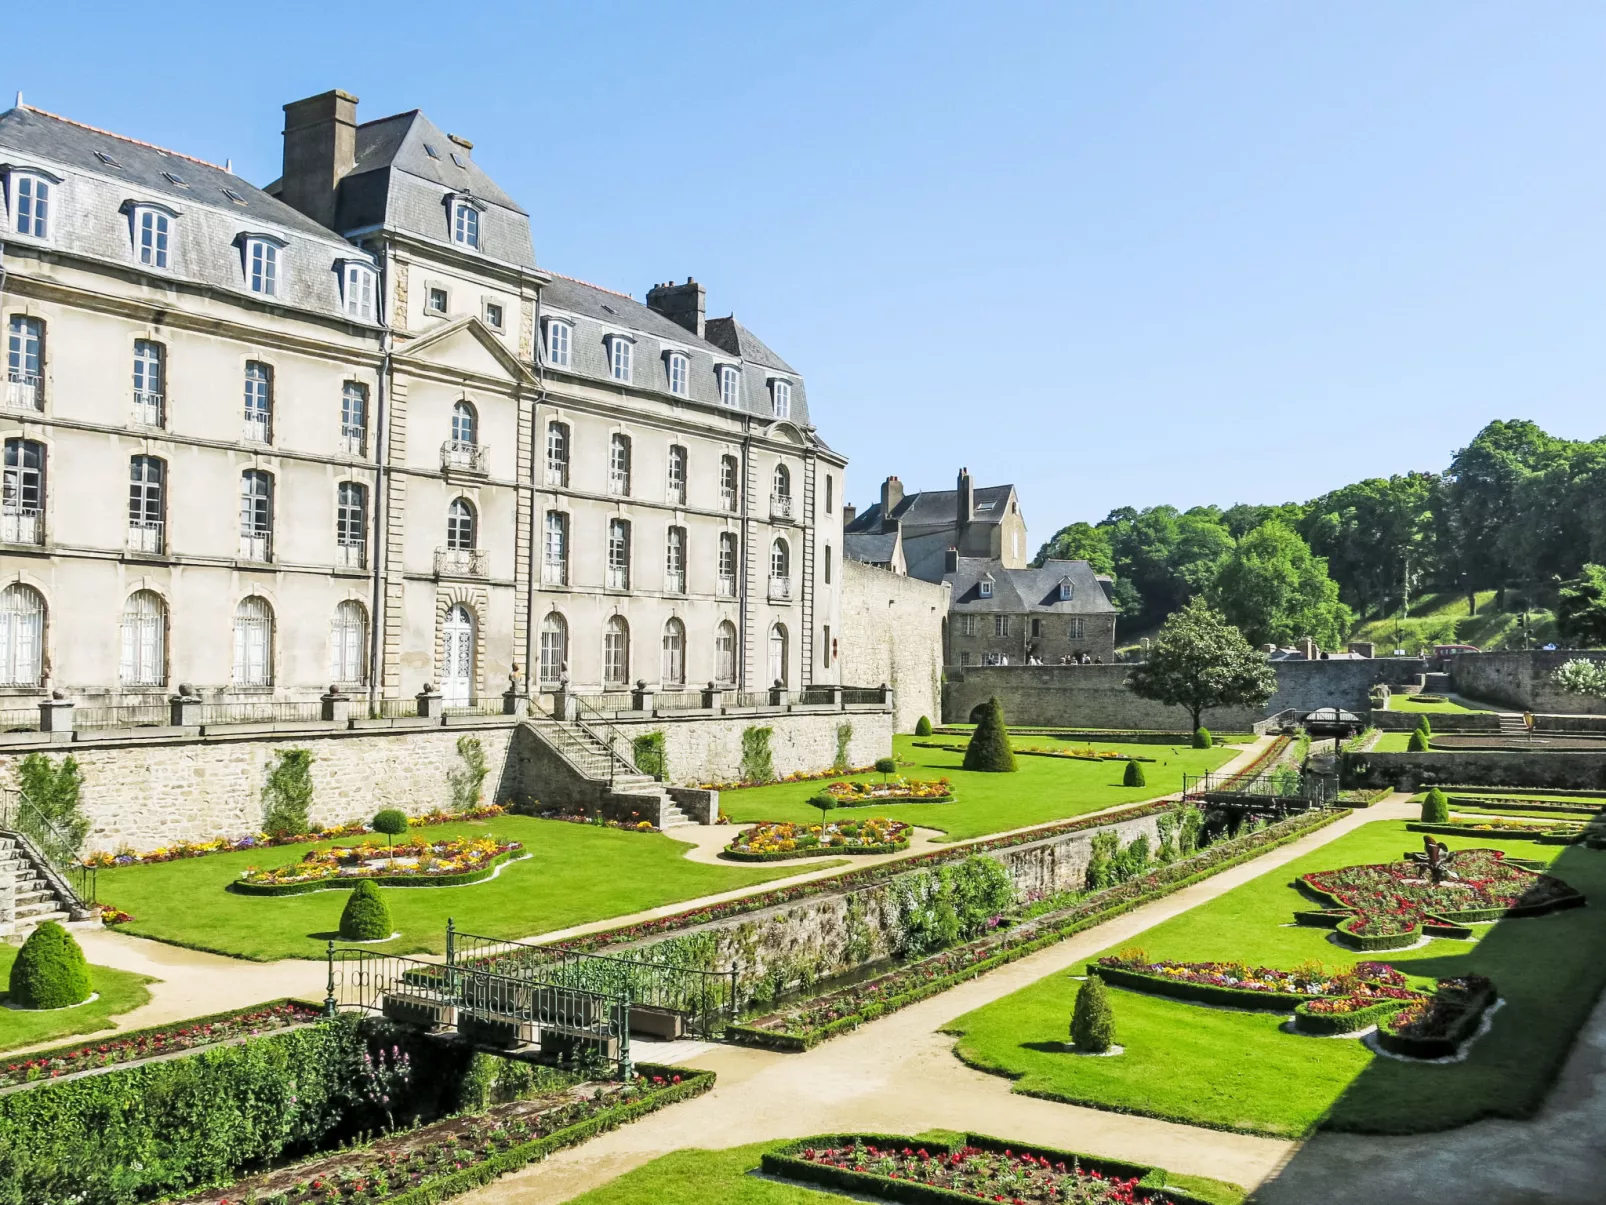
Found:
1351,590 -> 1556,653
94,817 -> 822,962
0,947 -> 154,1053
947,820 -> 1606,1138
565,1140 -> 1245,1205
717,734 -> 1237,842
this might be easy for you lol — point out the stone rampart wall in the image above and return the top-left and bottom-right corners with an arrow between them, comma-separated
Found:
1342,750 -> 1606,792
1448,651 -> 1606,715
597,710 -> 894,787
839,560 -> 949,734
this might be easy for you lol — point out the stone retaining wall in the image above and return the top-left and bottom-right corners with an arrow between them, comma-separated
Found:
839,560 -> 949,734
1342,750 -> 1606,792
1448,651 -> 1606,715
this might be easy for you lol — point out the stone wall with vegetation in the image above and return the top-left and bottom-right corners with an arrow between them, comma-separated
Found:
1448,650 -> 1606,715
839,559 -> 949,733
1343,749 -> 1606,791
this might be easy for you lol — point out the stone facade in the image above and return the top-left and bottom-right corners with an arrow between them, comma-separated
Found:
1343,749 -> 1606,792
1448,651 -> 1606,716
838,559 -> 948,733
601,710 -> 893,787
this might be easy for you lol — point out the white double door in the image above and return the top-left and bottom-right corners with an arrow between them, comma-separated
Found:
442,605 -> 475,705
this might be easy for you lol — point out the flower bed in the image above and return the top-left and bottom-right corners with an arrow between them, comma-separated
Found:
825,778 -> 954,805
726,809 -> 1342,1050
763,1133 -> 1218,1205
1446,796 -> 1600,816
232,838 -> 523,895
0,1000 -> 320,1089
1409,819 -> 1584,844
722,818 -> 912,861
1092,954 -> 1411,1012
1015,746 -> 1157,764
1215,735 -> 1293,790
533,807 -> 660,834
1295,847 -> 1585,950
1376,976 -> 1497,1059
1292,990 -> 1425,1035
697,765 -> 877,790
82,804 -> 509,868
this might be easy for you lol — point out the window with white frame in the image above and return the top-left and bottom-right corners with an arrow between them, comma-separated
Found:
1058,580 -> 1073,601
770,378 -> 792,418
661,617 -> 686,687
608,433 -> 631,495
451,400 -> 478,446
452,200 -> 480,248
665,525 -> 687,593
772,464 -> 790,498
978,579 -> 993,598
545,320 -> 571,367
1069,617 -> 1087,640
608,335 -> 633,383
960,614 -> 977,637
427,286 -> 449,314
994,615 -> 1009,637
484,301 -> 504,330
329,600 -> 368,686
767,622 -> 788,687
545,420 -> 570,486
243,361 -> 272,442
607,518 -> 631,590
667,444 -> 687,504
120,590 -> 166,686
719,365 -> 740,407
242,237 -> 281,296
714,620 -> 737,685
131,206 -> 172,269
717,531 -> 738,596
133,340 -> 164,426
0,584 -> 46,686
543,510 -> 568,585
9,173 -> 53,239
667,352 -> 688,396
239,470 -> 273,560
539,611 -> 568,683
232,595 -> 273,686
770,538 -> 790,581
6,315 -> 44,410
720,454 -> 739,511
341,382 -> 368,455
3,438 -> 46,546
127,455 -> 164,553
447,498 -> 476,550
341,261 -> 377,321
336,482 -> 367,567
603,615 -> 630,685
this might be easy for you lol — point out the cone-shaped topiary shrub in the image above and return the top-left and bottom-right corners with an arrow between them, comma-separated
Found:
963,696 -> 1018,773
1123,759 -> 1147,788
1415,714 -> 1433,737
1408,729 -> 1431,752
915,716 -> 933,737
1422,787 -> 1450,822
1193,727 -> 1213,749
339,880 -> 393,941
1070,971 -> 1116,1053
8,920 -> 91,1009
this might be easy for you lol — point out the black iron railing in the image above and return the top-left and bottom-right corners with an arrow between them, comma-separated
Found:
0,787 -> 97,906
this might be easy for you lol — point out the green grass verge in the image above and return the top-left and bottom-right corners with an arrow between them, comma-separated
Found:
946,819 -> 1606,1138
1350,589 -> 1556,653
1386,696 -> 1488,714
1370,732 -> 1416,752
719,734 -> 1236,841
94,816 -> 828,962
0,947 -> 155,1054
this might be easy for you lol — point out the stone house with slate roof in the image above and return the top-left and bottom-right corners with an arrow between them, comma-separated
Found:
943,556 -> 1117,666
0,89 -> 844,707
843,468 -> 1027,583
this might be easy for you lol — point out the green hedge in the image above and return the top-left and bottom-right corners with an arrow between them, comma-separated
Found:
229,849 -> 524,896
1090,964 -> 1318,1012
1292,997 -> 1410,1035
1376,984 -> 1498,1060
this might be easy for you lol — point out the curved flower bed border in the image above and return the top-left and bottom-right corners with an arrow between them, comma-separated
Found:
231,844 -> 524,896
1015,746 -> 1158,764
726,809 -> 1341,1051
826,778 -> 955,805
1292,994 -> 1421,1035
722,819 -> 912,862
1089,958 -> 1410,1014
1446,796 -> 1601,815
697,765 -> 878,791
1408,820 -> 1583,846
1377,976 -> 1497,1059
763,1132 -> 1218,1205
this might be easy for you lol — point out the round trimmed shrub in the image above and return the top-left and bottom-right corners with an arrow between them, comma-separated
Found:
1408,729 -> 1431,752
809,790 -> 839,823
874,756 -> 898,781
1422,787 -> 1450,823
371,808 -> 409,848
914,715 -> 933,737
963,696 -> 1018,773
339,880 -> 393,941
1192,727 -> 1213,749
1122,759 -> 1147,788
1071,972 -> 1116,1053
8,920 -> 91,1009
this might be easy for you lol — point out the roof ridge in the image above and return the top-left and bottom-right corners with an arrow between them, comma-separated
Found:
545,269 -> 633,300
19,104 -> 231,174
356,109 -> 422,130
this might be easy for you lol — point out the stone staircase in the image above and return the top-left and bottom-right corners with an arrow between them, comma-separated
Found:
0,831 -> 91,939
1497,713 -> 1529,736
522,719 -> 693,830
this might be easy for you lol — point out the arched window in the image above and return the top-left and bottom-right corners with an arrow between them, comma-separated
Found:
441,604 -> 475,705
714,620 -> 737,686
767,622 -> 789,688
770,538 -> 790,579
232,595 -> 273,686
661,618 -> 686,687
772,464 -> 790,498
447,498 -> 476,549
120,590 -> 166,686
603,615 -> 630,686
3,438 -> 46,545
329,600 -> 368,686
539,611 -> 568,684
0,583 -> 45,686
451,400 -> 478,445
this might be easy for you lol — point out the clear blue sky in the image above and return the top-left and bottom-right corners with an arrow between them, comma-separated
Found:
12,2 -> 1606,545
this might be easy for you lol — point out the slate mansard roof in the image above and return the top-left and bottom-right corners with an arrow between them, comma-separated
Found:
944,558 -> 1116,615
844,530 -> 902,566
845,484 -> 1018,537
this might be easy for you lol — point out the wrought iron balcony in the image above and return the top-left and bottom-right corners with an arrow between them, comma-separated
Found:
336,540 -> 366,569
717,574 -> 738,598
3,373 -> 42,412
441,440 -> 487,475
126,520 -> 163,554
239,532 -> 272,562
132,390 -> 164,427
770,492 -> 794,520
1,509 -> 43,545
768,574 -> 792,602
435,546 -> 489,577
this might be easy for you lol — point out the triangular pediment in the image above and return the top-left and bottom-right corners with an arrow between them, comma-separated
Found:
395,317 -> 535,386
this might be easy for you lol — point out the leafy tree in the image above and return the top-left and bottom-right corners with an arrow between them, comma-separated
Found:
1101,505 -> 1234,631
1032,522 -> 1115,574
371,809 -> 408,850
1442,420 -> 1569,591
262,749 -> 314,840
1300,473 -> 1438,615
962,697 -> 1017,773
1223,501 -> 1308,540
1126,598 -> 1277,731
874,756 -> 898,783
14,753 -> 89,863
1208,520 -> 1352,648
1070,972 -> 1116,1053
1557,564 -> 1606,648
1553,658 -> 1606,699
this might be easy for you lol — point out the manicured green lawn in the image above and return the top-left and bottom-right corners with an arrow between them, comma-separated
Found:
566,1139 -> 1244,1205
718,734 -> 1238,841
0,946 -> 154,1053
1371,732 -> 1415,752
947,820 -> 1606,1137
1387,696 -> 1487,714
95,817 -> 826,962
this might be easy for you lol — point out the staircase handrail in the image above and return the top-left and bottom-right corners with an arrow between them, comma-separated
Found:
0,787 -> 97,913
571,695 -> 648,785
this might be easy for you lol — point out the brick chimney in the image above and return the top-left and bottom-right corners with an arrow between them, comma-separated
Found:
646,278 -> 706,339
279,90 -> 359,231
880,476 -> 904,531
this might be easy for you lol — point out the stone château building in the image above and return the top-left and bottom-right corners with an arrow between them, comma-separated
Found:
0,90 -> 844,708
943,555 -> 1117,665
843,468 -> 1026,582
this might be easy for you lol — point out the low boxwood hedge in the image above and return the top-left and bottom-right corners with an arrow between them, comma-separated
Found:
1376,983 -> 1498,1060
229,849 -> 525,896
721,839 -> 910,862
1089,963 -> 1319,1012
1292,997 -> 1412,1035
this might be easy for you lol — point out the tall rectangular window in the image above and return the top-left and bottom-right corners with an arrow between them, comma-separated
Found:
342,263 -> 377,321
137,209 -> 170,268
1069,617 -> 1087,640
825,475 -> 834,513
2,439 -> 45,546
5,316 -> 44,411
336,482 -> 367,568
771,379 -> 792,418
341,382 -> 368,455
546,320 -> 571,367
607,519 -> 631,590
453,201 -> 480,248
824,544 -> 832,584
823,624 -> 832,669
243,361 -> 272,443
12,175 -> 50,239
717,531 -> 738,597
133,340 -> 164,426
665,525 -> 687,593
545,421 -> 570,486
239,470 -> 273,561
994,615 -> 1009,637
720,454 -> 739,512
245,239 -> 279,296
127,455 -> 164,552
667,353 -> 688,396
719,365 -> 740,407
610,337 -> 633,382
608,433 -> 631,495
667,445 -> 687,504
543,510 -> 569,585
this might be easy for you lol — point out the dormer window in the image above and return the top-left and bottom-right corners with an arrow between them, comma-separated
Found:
1058,579 -> 1073,601
545,319 -> 571,367
770,378 -> 792,418
608,334 -> 634,383
8,172 -> 56,240
451,199 -> 480,248
125,203 -> 176,270
238,235 -> 284,297
979,579 -> 994,599
720,365 -> 741,407
667,352 -> 689,396
340,260 -> 378,322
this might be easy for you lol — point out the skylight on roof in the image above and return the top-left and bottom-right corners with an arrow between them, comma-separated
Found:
222,187 -> 246,205
162,171 -> 188,187
976,502 -> 997,511
601,304 -> 616,315
423,143 -> 440,159
450,153 -> 466,168
93,149 -> 122,168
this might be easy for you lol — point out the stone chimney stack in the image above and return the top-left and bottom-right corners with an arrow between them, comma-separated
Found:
842,503 -> 857,527
880,476 -> 904,531
944,547 -> 959,574
645,278 -> 707,339
956,467 -> 974,547
279,90 -> 359,231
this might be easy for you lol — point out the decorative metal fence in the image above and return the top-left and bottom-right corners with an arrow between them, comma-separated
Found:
0,786 -> 97,905
1182,766 -> 1337,811
75,703 -> 171,730
198,701 -> 327,726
